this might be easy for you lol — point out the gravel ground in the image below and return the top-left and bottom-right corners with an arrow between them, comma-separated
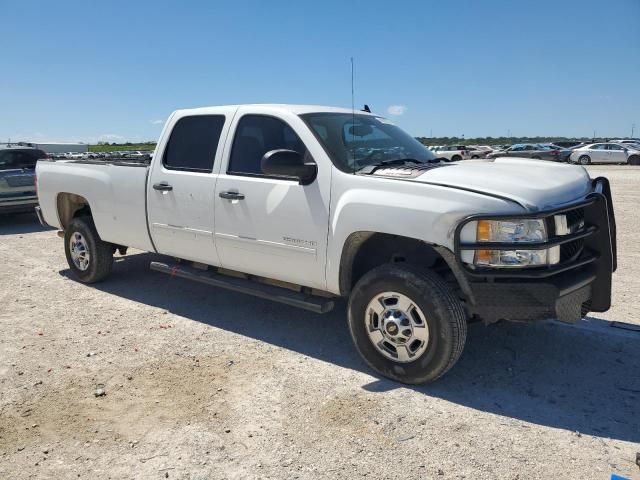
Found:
0,165 -> 638,480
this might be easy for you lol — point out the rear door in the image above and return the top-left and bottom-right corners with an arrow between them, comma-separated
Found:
147,108 -> 236,265
606,144 -> 626,163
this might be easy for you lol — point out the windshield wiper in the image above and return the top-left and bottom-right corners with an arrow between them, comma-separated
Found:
356,158 -> 436,174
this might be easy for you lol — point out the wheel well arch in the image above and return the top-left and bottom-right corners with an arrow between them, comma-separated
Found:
56,192 -> 92,229
338,232 -> 471,301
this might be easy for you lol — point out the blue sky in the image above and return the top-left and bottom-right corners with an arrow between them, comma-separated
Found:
2,0 -> 639,143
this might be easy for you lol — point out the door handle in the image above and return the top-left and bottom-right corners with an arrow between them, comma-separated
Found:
219,191 -> 245,200
153,182 -> 173,191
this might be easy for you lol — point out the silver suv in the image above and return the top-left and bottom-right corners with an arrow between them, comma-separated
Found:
0,145 -> 48,214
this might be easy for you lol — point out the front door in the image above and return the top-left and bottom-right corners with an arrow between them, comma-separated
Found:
588,144 -> 608,163
213,110 -> 331,290
147,110 -> 235,265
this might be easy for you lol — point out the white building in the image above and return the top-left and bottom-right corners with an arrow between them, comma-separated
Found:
15,142 -> 89,154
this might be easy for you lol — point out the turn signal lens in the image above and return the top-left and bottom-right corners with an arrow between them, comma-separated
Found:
476,220 -> 491,241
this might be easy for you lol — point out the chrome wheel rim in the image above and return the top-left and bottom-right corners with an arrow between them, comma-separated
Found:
69,232 -> 90,271
364,292 -> 429,363
579,156 -> 589,165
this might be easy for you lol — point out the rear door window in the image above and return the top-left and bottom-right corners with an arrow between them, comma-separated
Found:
163,115 -> 225,172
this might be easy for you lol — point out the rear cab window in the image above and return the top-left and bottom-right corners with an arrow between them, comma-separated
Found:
163,115 -> 225,172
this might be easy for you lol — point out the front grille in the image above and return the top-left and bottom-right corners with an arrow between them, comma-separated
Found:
560,207 -> 585,262
565,208 -> 584,230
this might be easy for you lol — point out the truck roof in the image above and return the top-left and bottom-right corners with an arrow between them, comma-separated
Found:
172,104 -> 378,117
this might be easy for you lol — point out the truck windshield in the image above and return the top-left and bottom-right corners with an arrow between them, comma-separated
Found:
300,113 -> 436,172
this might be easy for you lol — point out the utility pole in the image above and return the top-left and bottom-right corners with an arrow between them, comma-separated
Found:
507,129 -> 511,138
632,123 -> 636,138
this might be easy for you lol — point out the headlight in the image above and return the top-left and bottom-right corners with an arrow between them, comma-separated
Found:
477,219 -> 546,243
463,219 -> 560,268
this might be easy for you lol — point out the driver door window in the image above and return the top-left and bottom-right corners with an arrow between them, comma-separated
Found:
228,115 -> 309,176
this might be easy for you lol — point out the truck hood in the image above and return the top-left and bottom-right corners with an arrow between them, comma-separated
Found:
415,158 -> 592,211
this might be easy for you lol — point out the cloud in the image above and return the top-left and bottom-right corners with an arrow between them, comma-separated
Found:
387,105 -> 407,116
150,119 -> 164,125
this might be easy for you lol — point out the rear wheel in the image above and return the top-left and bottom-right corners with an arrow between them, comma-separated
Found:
64,217 -> 113,283
579,155 -> 591,165
628,155 -> 640,166
471,155 -> 479,159
347,264 -> 467,384
532,155 -> 541,160
451,155 -> 462,162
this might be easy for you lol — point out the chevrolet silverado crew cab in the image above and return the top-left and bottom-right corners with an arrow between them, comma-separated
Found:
35,105 -> 617,384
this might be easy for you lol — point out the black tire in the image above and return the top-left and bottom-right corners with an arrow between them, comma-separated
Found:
629,155 -> 640,166
451,155 -> 462,162
471,155 -> 479,159
578,155 -> 591,165
347,264 -> 467,384
532,155 -> 541,160
64,217 -> 113,283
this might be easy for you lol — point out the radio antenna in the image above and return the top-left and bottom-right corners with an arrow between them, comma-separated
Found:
351,57 -> 356,172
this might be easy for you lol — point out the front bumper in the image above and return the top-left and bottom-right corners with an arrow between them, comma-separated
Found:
454,177 -> 616,323
34,205 -> 48,226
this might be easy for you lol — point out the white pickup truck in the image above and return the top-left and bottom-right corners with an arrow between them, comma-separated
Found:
35,104 -> 617,384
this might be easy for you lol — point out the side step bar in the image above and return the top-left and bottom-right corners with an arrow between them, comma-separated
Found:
150,261 -> 335,314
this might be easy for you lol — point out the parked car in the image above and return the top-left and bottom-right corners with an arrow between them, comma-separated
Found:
0,145 -> 48,214
609,140 -> 640,150
433,145 -> 471,161
467,145 -> 493,159
609,139 -> 640,145
569,143 -> 640,165
35,104 -> 617,384
553,141 -> 583,148
487,143 -> 568,162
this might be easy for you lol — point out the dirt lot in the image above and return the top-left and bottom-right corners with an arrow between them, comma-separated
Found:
1,165 -> 639,480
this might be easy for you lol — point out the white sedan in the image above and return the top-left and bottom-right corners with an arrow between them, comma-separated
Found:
569,143 -> 640,165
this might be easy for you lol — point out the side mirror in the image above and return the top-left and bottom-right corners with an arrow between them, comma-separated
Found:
261,149 -> 317,185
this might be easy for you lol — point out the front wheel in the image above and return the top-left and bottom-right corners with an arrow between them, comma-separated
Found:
629,155 -> 640,166
578,155 -> 591,165
348,264 -> 467,384
451,155 -> 462,162
64,217 -> 113,283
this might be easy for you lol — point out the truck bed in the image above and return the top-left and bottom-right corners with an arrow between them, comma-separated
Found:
47,157 -> 151,167
36,159 -> 155,251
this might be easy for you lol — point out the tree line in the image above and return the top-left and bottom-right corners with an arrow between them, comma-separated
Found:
416,136 -> 610,146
